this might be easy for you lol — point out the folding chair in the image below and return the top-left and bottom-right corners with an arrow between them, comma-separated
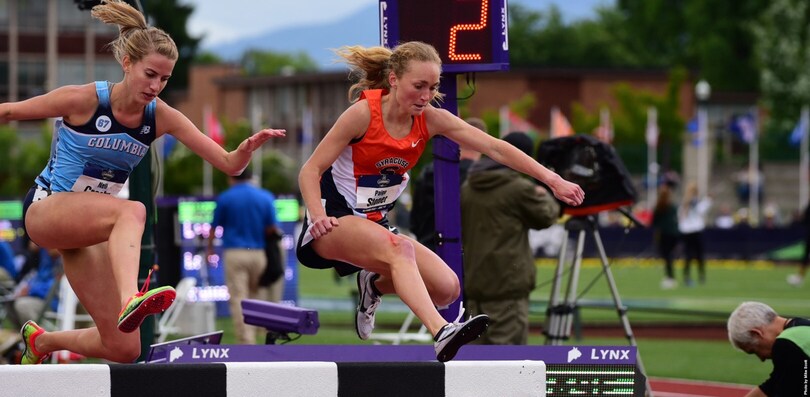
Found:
156,277 -> 197,343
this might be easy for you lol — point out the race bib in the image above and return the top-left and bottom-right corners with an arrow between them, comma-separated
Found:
71,163 -> 129,195
355,174 -> 404,213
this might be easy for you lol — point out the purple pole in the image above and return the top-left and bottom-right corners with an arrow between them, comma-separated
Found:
434,74 -> 462,322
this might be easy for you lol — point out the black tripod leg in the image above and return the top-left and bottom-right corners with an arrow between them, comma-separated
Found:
544,229 -> 570,344
545,227 -> 587,345
592,227 -> 653,396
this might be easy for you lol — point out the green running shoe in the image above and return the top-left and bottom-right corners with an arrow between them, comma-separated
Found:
118,270 -> 176,333
20,320 -> 50,364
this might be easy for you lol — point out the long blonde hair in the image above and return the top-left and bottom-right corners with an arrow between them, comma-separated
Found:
91,0 -> 178,64
335,41 -> 442,103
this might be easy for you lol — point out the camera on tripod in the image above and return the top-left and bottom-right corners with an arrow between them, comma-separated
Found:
536,134 -> 638,216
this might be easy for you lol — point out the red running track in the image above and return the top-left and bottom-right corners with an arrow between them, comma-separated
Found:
649,377 -> 753,397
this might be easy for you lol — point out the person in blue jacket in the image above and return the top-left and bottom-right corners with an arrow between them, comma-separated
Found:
11,246 -> 61,327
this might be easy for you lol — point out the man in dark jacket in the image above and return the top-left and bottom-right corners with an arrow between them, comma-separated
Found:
461,132 -> 561,345
410,118 -> 484,251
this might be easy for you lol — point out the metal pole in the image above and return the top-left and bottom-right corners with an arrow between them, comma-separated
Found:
251,92 -> 263,183
697,105 -> 709,197
799,106 -> 809,211
8,0 -> 18,106
646,107 -> 658,210
46,0 -> 57,91
749,108 -> 759,226
131,0 -> 155,361
434,74 -> 462,322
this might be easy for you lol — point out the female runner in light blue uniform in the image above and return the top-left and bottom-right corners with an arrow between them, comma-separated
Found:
1,0 -> 284,364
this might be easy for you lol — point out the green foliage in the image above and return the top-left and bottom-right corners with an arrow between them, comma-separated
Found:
145,0 -> 202,95
194,51 -> 223,65
569,68 -> 686,173
0,124 -> 52,198
752,0 -> 810,160
240,50 -> 319,76
162,117 -> 297,196
509,1 -> 766,94
0,127 -> 19,197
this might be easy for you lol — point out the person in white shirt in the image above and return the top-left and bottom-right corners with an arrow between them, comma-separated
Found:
678,182 -> 711,285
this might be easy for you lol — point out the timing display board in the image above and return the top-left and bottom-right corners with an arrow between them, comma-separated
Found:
176,196 -> 302,312
547,364 -> 640,396
379,0 -> 509,73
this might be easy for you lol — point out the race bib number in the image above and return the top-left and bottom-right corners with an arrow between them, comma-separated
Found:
355,174 -> 404,213
71,163 -> 129,195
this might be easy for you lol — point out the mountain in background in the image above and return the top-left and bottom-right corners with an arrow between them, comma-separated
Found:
206,5 -> 378,69
203,1 -> 607,70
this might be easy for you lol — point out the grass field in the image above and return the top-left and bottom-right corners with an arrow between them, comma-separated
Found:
230,257 -> 804,386
4,256 -> 795,385
199,257 -> 804,385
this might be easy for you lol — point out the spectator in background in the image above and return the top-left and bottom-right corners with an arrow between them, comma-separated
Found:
727,301 -> 810,397
0,240 -> 16,285
678,182 -> 711,286
714,203 -> 735,229
761,203 -> 781,229
735,163 -> 764,206
207,168 -> 278,344
461,132 -> 561,345
9,247 -> 61,328
652,183 -> 680,289
410,117 -> 484,251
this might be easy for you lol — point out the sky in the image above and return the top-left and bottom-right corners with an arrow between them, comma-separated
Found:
184,0 -> 608,47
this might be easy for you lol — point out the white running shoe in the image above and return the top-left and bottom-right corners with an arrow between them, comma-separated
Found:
787,274 -> 804,286
355,270 -> 381,340
660,277 -> 677,290
434,314 -> 489,362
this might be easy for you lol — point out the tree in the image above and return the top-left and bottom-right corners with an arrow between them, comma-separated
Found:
680,0 -> 767,92
143,0 -> 202,97
0,126 -> 53,198
752,0 -> 810,158
162,118 -> 296,196
508,1 -> 767,93
240,50 -> 319,76
571,68 -> 687,173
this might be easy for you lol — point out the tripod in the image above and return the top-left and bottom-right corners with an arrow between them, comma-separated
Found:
543,215 -> 651,393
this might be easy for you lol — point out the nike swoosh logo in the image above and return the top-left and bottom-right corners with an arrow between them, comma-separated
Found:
411,139 -> 422,148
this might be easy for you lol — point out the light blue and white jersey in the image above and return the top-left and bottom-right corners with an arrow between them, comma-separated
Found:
35,81 -> 157,194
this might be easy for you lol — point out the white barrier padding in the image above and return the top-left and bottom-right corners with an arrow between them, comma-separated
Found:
1,364 -> 111,397
225,362 -> 339,396
444,360 -> 546,397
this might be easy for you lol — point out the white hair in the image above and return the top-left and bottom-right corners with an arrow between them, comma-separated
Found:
727,301 -> 777,350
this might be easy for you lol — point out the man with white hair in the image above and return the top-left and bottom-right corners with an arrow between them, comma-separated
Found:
727,301 -> 810,396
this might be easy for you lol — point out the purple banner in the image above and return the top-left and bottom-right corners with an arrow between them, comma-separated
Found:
166,345 -> 637,365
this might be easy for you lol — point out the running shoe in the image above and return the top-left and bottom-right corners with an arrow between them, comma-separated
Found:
19,320 -> 50,365
787,274 -> 804,286
434,314 -> 489,362
355,270 -> 381,340
118,271 -> 176,333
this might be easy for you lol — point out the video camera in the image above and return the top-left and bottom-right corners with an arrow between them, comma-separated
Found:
537,134 -> 638,216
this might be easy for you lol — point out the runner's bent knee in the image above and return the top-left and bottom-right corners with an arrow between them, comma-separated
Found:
431,275 -> 460,307
100,333 -> 141,363
119,200 -> 146,224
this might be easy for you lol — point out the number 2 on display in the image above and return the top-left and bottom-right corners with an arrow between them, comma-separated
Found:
448,0 -> 487,61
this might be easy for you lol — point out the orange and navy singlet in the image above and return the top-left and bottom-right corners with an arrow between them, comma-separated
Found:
297,89 -> 430,275
320,89 -> 429,222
